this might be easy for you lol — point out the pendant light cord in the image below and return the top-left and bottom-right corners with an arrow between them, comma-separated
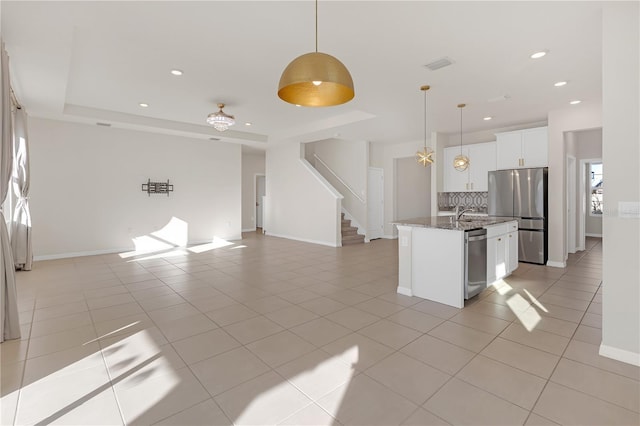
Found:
315,0 -> 318,52
424,89 -> 427,149
459,105 -> 463,154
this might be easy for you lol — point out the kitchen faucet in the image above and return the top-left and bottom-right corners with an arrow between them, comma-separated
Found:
456,206 -> 475,221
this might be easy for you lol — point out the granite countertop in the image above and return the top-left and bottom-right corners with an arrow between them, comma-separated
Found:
393,216 -> 516,231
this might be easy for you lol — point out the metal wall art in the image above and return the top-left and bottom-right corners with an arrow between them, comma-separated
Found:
142,179 -> 174,196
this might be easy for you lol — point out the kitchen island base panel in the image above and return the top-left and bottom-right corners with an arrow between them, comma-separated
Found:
411,227 -> 465,309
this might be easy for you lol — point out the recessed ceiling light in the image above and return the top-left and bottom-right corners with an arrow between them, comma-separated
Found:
483,116 -> 493,121
245,122 -> 252,126
530,51 -> 547,59
170,69 -> 183,76
139,103 -> 149,108
554,81 -> 567,87
570,100 -> 582,105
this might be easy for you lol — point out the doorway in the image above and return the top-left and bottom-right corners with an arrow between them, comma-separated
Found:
255,174 -> 265,230
367,167 -> 384,239
567,155 -> 577,253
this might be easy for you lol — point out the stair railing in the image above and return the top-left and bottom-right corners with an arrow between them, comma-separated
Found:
313,154 -> 365,203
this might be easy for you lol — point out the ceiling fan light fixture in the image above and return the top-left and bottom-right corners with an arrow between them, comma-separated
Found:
206,103 -> 235,131
278,0 -> 354,107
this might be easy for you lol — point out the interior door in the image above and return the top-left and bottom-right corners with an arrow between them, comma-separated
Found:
367,167 -> 384,240
256,175 -> 265,228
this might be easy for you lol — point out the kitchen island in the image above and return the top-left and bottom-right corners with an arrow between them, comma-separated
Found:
394,216 -> 518,308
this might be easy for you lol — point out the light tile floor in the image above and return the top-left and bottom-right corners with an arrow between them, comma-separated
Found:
1,234 -> 638,425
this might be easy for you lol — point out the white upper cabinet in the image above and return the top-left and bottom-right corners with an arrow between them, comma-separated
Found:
444,146 -> 469,192
468,142 -> 496,192
495,126 -> 548,169
443,142 -> 496,192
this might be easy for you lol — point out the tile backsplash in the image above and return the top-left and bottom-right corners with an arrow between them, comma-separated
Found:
438,192 -> 488,213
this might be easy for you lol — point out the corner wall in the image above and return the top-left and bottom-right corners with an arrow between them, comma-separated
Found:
601,2 -> 640,366
264,142 -> 342,247
28,118 -> 242,258
547,102 -> 602,266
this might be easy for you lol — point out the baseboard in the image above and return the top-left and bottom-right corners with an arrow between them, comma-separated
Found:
381,234 -> 398,240
586,233 -> 603,238
33,236 -> 244,261
546,260 -> 566,268
576,245 -> 586,252
264,232 -> 339,248
396,286 -> 413,297
242,228 -> 257,232
600,343 -> 640,367
34,247 -> 129,261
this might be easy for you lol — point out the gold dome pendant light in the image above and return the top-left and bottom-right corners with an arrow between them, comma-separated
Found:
278,0 -> 354,107
453,103 -> 470,171
416,85 -> 434,166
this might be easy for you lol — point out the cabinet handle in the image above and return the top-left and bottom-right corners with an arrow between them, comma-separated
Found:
498,238 -> 502,241
509,235 -> 512,238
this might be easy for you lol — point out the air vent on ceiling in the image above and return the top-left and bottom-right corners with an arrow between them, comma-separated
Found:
424,57 -> 454,71
96,122 -> 111,127
488,95 -> 511,103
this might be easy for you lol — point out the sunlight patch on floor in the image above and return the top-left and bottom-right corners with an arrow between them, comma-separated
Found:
506,293 -> 541,331
187,237 -> 234,253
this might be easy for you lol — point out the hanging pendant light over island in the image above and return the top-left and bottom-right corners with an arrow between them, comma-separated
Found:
416,85 -> 434,166
454,103 -> 470,171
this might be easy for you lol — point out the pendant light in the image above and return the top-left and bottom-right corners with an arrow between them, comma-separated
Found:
453,103 -> 469,171
206,103 -> 235,131
416,85 -> 434,166
278,0 -> 354,107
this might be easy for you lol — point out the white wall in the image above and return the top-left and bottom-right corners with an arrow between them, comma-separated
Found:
601,2 -> 640,366
547,102 -> 603,266
378,134 -> 443,237
264,142 -> 342,247
395,157 -> 430,219
309,138 -> 368,235
29,118 -> 242,258
241,153 -> 265,231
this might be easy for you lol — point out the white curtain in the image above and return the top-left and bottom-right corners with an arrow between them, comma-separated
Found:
0,40 -> 21,342
11,108 -> 32,270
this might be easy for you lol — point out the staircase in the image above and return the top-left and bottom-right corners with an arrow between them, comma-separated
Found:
341,213 -> 365,246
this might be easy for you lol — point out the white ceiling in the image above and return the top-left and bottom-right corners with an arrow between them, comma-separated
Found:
1,1 -> 603,149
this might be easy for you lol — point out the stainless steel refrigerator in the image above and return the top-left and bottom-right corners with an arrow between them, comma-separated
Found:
488,168 -> 548,264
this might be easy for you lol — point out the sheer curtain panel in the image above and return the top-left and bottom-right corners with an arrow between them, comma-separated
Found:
0,40 -> 20,342
11,108 -> 32,270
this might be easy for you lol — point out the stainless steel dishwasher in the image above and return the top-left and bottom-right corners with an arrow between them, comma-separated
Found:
464,229 -> 487,299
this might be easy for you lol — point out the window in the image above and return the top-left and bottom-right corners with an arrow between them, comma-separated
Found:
590,162 -> 603,215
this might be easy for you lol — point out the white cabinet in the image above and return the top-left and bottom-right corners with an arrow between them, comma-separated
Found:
468,142 -> 496,191
485,221 -> 518,285
444,146 -> 469,192
443,142 -> 496,192
507,226 -> 519,274
496,127 -> 548,169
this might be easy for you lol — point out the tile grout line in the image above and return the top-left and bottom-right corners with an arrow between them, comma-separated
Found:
522,240 -> 605,424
